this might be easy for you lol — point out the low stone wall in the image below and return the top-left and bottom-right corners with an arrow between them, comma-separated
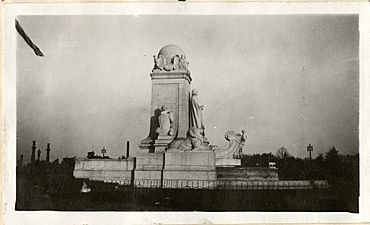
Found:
217,167 -> 279,180
216,158 -> 241,166
74,151 -> 218,187
71,154 -> 332,190
73,158 -> 134,182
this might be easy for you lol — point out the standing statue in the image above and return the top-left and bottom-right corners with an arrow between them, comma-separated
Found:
190,89 -> 205,136
234,129 -> 247,159
156,105 -> 174,136
239,129 -> 247,150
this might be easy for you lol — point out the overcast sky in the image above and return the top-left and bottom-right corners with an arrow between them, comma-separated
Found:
16,15 -> 359,162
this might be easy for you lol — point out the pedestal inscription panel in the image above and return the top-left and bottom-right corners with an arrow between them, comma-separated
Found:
163,151 -> 217,182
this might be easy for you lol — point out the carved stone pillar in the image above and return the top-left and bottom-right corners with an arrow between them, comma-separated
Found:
139,45 -> 191,153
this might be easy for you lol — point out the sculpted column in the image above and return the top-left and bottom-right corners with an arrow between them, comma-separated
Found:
139,45 -> 191,153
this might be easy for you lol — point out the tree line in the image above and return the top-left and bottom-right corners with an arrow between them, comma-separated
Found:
241,146 -> 359,187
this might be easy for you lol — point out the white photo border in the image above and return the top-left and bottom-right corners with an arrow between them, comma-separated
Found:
3,3 -> 370,225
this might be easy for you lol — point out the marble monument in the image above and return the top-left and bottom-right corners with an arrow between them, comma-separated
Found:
139,45 -> 192,153
74,44 -> 258,188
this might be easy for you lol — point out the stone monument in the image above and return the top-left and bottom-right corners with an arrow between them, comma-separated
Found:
139,45 -> 192,153
73,44 -> 281,187
136,45 -> 217,185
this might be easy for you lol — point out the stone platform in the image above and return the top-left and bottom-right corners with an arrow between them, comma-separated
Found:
73,158 -> 134,183
163,151 -> 216,188
134,153 -> 164,180
74,151 -> 218,188
163,151 -> 216,177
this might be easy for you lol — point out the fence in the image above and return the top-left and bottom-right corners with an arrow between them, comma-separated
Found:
18,174 -> 358,212
90,178 -> 329,190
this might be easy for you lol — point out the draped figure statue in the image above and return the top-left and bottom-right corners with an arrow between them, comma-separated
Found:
190,89 -> 205,136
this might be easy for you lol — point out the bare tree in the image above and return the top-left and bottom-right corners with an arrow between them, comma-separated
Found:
276,147 -> 290,159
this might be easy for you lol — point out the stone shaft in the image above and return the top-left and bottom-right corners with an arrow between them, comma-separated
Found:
140,71 -> 191,152
151,72 -> 191,139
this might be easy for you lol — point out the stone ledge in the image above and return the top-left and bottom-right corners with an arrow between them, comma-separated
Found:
150,72 -> 192,83
135,170 -> 162,180
163,170 -> 217,181
216,158 -> 241,166
73,170 -> 132,180
74,158 -> 134,170
75,158 -> 135,161
164,165 -> 215,171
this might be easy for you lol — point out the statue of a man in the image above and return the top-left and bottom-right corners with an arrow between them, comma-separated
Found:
233,130 -> 247,159
156,105 -> 174,136
238,130 -> 247,154
190,89 -> 205,136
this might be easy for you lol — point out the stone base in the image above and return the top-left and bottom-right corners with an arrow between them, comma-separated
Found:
134,170 -> 162,180
134,153 -> 164,184
163,151 -> 217,188
216,158 -> 241,167
163,170 -> 216,180
139,136 -> 174,153
73,158 -> 135,183
164,151 -> 216,171
154,136 -> 173,153
135,153 -> 164,170
139,136 -> 154,152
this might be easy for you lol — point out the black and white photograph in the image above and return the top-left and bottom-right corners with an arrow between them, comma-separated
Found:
3,3 -> 370,225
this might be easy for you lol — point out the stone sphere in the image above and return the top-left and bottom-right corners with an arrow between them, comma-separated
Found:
158,45 -> 185,59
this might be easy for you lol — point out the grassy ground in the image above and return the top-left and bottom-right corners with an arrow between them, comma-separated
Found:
16,179 -> 358,212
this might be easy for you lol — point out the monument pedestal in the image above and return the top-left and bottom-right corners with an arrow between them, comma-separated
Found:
163,151 -> 217,188
139,71 -> 191,153
153,135 -> 173,153
134,153 -> 164,181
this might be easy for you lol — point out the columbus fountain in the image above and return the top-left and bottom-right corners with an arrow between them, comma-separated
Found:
73,45 -> 284,188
